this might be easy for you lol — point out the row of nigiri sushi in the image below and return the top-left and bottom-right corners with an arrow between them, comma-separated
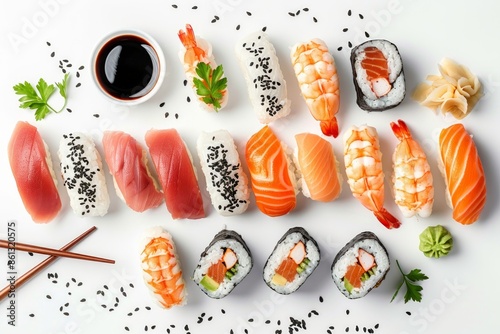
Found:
7,119 -> 486,226
179,24 -> 407,138
140,226 -> 389,309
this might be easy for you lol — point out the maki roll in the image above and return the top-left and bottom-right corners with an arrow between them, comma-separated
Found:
351,39 -> 405,111
236,32 -> 291,123
331,231 -> 390,299
193,229 -> 253,298
263,227 -> 320,294
197,130 -> 250,216
58,132 -> 110,217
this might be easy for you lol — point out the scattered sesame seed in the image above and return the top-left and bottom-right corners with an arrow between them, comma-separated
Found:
346,309 -> 350,315
129,283 -> 134,288
125,326 -> 130,331
343,28 -> 348,32
79,65 -> 84,70
348,9 -> 352,16
338,46 -> 343,51
50,52 -> 55,57
46,295 -> 52,299
75,83 -> 81,88
359,13 -> 364,19
46,41 -> 51,46
313,16 -> 318,23
221,309 -> 226,314
365,31 -> 370,38
29,313 -> 35,317
187,96 -> 191,102
159,102 -> 165,107
236,24 -> 240,30
175,113 -> 179,119
28,252 -> 34,256
93,114 -> 100,118
288,12 -> 295,17
406,311 -> 411,316
303,7 -> 309,11
348,41 -> 353,48
192,5 -> 198,9
172,4 -> 177,8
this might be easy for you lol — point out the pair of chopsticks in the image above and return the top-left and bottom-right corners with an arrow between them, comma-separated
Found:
0,226 -> 113,301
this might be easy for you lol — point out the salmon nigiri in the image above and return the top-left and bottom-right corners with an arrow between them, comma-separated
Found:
145,129 -> 205,219
102,131 -> 163,212
438,124 -> 486,225
8,121 -> 61,223
245,126 -> 296,217
295,133 -> 342,202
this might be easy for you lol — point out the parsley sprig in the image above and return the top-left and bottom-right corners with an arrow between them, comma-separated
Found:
13,73 -> 69,120
192,62 -> 227,112
390,260 -> 429,303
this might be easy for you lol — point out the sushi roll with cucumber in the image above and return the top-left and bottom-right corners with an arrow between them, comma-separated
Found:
351,39 -> 405,111
193,229 -> 253,299
331,231 -> 390,299
263,227 -> 320,295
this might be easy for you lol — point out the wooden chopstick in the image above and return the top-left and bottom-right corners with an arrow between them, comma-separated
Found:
0,226 -> 99,301
0,240 -> 114,264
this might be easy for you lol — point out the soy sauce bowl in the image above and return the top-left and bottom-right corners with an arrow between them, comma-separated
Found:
91,30 -> 166,105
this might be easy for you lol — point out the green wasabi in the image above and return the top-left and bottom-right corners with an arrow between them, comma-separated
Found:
419,225 -> 453,258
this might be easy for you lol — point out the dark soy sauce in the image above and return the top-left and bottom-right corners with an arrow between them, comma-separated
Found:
95,34 -> 160,100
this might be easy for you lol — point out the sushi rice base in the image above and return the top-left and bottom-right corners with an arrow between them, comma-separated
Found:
235,31 -> 291,124
353,40 -> 405,109
58,133 -> 110,217
263,232 -> 320,294
193,239 -> 252,298
197,130 -> 250,216
331,238 -> 389,299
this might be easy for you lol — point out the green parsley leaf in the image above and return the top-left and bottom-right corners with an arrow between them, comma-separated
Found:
192,62 -> 227,112
13,73 -> 70,121
390,260 -> 429,304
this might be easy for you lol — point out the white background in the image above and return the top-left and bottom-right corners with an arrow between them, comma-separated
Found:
1,0 -> 499,333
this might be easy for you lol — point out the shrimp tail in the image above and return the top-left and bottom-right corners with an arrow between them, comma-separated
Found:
320,118 -> 339,138
178,24 -> 195,48
373,208 -> 401,229
390,119 -> 411,141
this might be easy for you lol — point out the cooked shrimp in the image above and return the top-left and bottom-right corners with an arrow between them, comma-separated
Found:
390,120 -> 434,218
141,228 -> 187,309
178,24 -> 228,112
177,24 -> 208,73
343,125 -> 401,229
291,39 -> 340,137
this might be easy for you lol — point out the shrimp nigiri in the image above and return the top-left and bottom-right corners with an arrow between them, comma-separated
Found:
390,120 -> 434,218
344,125 -> 401,229
438,123 -> 486,225
245,126 -> 296,217
178,24 -> 228,112
141,227 -> 187,309
291,39 -> 340,137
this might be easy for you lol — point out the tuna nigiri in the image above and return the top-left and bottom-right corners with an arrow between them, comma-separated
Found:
295,133 -> 342,202
8,121 -> 61,223
102,131 -> 163,212
145,129 -> 205,219
438,124 -> 486,225
245,126 -> 296,217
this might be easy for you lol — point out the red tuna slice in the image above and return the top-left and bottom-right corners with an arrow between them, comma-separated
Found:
102,131 -> 163,212
145,129 -> 205,219
8,121 -> 62,223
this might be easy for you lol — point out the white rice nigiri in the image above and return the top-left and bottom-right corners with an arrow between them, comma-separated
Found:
197,130 -> 250,216
58,132 -> 110,217
236,32 -> 291,123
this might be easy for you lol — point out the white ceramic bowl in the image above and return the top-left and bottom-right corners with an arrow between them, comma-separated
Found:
90,29 -> 166,105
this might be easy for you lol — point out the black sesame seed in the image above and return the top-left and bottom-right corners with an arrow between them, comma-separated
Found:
129,283 -> 134,288
79,65 -> 84,70
246,11 -> 252,16
356,325 -> 359,332
215,15 -> 220,20
296,9 -> 300,15
151,326 -> 156,330
29,313 -> 35,317
343,28 -> 348,32
187,96 -> 191,102
165,112 -> 169,118
46,41 -> 51,46
346,309 -> 350,315
80,298 -> 86,302
236,24 -> 240,30
365,31 -> 370,38
192,5 -> 197,9
125,326 -> 129,331
52,280 -> 58,284
28,252 -> 34,256
374,324 -> 379,329
145,306 -> 151,310
406,311 -> 412,316
184,325 -> 189,330
346,327 -> 350,332
319,296 -> 324,303
248,318 -> 254,322
128,312 -> 133,316
93,114 -> 100,118
159,102 -> 165,107
313,17 -> 318,22
135,307 -> 140,312
337,46 -> 343,51
46,295 -> 51,299
76,82 -> 81,88
211,19 -> 216,23
265,320 -> 271,324
50,51 -> 55,57
172,4 -> 178,8
359,13 -> 364,19
71,278 -> 76,283
262,26 -> 267,32
348,41 -> 353,48
175,113 -> 179,119
183,79 -> 188,86
348,9 -> 352,16
288,12 -> 295,17
221,309 -> 226,314
63,312 -> 69,316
